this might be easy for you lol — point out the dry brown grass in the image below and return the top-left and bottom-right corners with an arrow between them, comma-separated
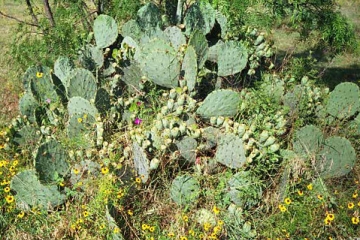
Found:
0,0 -> 29,124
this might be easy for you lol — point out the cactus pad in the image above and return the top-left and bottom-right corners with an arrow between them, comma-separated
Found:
95,88 -> 111,114
79,44 -> 104,70
184,1 -> 216,35
325,82 -> 360,119
67,113 -> 96,148
68,96 -> 98,118
35,140 -> 69,183
133,142 -> 150,183
135,38 -> 180,88
13,125 -> 40,149
196,89 -> 240,118
217,41 -> 248,76
136,3 -> 162,30
176,137 -> 197,163
164,26 -> 186,50
11,170 -> 66,210
292,125 -> 324,157
170,174 -> 200,206
94,15 -> 118,48
29,66 -> 59,104
316,136 -> 356,179
226,171 -> 263,208
54,56 -> 75,84
181,45 -> 197,92
66,68 -> 97,101
215,133 -> 246,169
19,92 -> 39,122
188,30 -> 209,69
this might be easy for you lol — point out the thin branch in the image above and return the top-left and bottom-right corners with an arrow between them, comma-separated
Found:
25,0 -> 39,26
43,0 -> 56,27
0,10 -> 39,27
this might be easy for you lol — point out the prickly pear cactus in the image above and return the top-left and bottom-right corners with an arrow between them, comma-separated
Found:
13,125 -> 40,149
176,137 -> 197,163
135,38 -> 181,88
19,92 -> 39,122
317,136 -> 356,179
325,82 -> 360,119
184,1 -> 216,35
79,44 -> 104,70
226,171 -> 263,209
67,113 -> 96,148
164,26 -> 186,50
170,174 -> 200,206
133,142 -> 150,183
68,96 -> 98,118
94,15 -> 118,48
95,88 -> 111,114
181,45 -> 197,92
54,56 -> 75,84
196,89 -> 241,118
217,41 -> 249,76
215,133 -> 246,169
136,3 -> 162,30
35,140 -> 69,183
28,66 -> 60,104
292,125 -> 324,157
122,63 -> 143,91
11,170 -> 66,210
188,30 -> 208,69
121,20 -> 142,43
66,68 -> 97,101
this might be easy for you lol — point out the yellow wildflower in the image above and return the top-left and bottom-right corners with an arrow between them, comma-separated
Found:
180,237 -> 188,240
99,223 -> 106,230
73,168 -> 80,175
101,167 -> 109,174
5,195 -> 14,203
307,184 -> 313,190
284,198 -> 291,205
12,160 -> 18,166
317,194 -> 323,200
188,229 -> 195,236
114,227 -> 120,233
149,226 -> 155,232
36,72 -> 43,78
297,190 -> 304,196
182,215 -> 189,222
348,202 -> 355,209
213,205 -> 220,215
352,217 -> 359,225
142,224 -> 149,231
204,222 -> 211,231
217,220 -> 224,225
59,181 -> 65,187
278,204 -> 287,212
77,118 -> 83,123
127,210 -> 133,216
324,218 -> 331,225
135,177 -> 141,184
168,232 -> 175,237
4,186 -> 10,193
83,211 -> 89,218
17,211 -> 25,218
326,213 -> 335,221
353,192 -> 358,198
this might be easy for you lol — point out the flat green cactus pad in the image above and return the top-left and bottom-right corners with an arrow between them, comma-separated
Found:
215,133 -> 246,169
94,15 -> 118,48
317,136 -> 356,179
11,170 -> 66,210
170,174 -> 200,206
292,125 -> 324,157
196,89 -> 240,118
35,140 -> 69,183
217,41 -> 248,77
